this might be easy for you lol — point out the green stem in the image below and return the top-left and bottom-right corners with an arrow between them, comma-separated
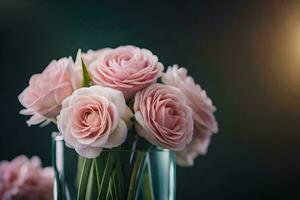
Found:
143,155 -> 154,200
111,170 -> 118,199
85,160 -> 98,199
105,176 -> 114,200
97,151 -> 116,200
127,152 -> 147,200
76,156 -> 84,185
77,157 -> 93,200
114,153 -> 123,199
94,159 -> 101,192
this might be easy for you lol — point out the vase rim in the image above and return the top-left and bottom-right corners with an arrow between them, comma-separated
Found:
51,132 -> 172,153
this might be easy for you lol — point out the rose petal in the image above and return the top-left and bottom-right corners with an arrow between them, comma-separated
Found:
103,120 -> 127,148
75,147 -> 102,159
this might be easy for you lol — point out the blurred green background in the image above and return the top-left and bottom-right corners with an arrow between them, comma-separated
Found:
1,1 -> 300,199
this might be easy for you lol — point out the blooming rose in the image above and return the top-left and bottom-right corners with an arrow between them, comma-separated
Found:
134,83 -> 194,150
18,57 -> 74,126
89,45 -> 164,100
162,65 -> 218,166
57,85 -> 133,158
0,155 -> 54,200
69,48 -> 110,89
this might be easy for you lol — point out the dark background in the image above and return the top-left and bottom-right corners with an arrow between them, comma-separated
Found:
1,1 -> 300,199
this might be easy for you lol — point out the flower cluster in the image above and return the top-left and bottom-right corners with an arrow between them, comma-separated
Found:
19,45 -> 218,166
0,156 -> 53,200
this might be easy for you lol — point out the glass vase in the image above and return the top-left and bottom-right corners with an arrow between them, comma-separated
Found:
52,132 -> 176,200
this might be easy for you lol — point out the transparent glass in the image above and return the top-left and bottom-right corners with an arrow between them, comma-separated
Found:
52,133 -> 176,200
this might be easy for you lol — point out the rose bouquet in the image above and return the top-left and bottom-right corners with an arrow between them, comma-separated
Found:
18,45 -> 218,200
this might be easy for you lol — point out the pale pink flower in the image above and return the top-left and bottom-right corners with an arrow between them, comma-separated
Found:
57,85 -> 133,158
134,83 -> 194,150
82,48 -> 111,66
18,58 -> 74,126
0,155 -> 54,200
162,65 -> 218,166
69,48 -> 110,89
89,45 -> 164,100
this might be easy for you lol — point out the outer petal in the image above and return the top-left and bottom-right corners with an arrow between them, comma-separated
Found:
75,146 -> 102,159
103,87 -> 127,116
134,111 -> 159,146
26,113 -> 48,127
103,120 -> 127,148
18,57 -> 74,126
82,48 -> 111,66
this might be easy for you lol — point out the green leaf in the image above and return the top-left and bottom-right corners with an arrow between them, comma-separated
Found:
97,152 -> 116,200
77,157 -> 93,200
76,156 -> 84,185
127,152 -> 148,200
85,160 -> 98,200
94,159 -> 101,192
81,58 -> 91,87
114,153 -> 124,199
112,171 -> 118,200
106,175 -> 115,200
142,155 -> 154,200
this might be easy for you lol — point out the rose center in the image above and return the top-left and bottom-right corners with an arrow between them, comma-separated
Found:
164,105 -> 180,128
86,111 -> 99,125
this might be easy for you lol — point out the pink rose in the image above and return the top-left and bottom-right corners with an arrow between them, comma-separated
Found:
57,85 -> 133,158
89,45 -> 164,100
0,155 -> 54,200
18,57 -> 74,126
69,49 -> 110,89
162,65 -> 218,166
134,83 -> 194,150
